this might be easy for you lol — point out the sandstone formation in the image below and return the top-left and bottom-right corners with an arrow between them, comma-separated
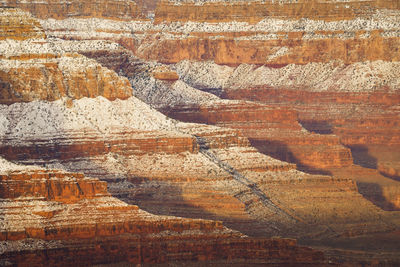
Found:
0,158 -> 327,266
162,100 -> 353,171
1,2 -> 400,266
0,0 -> 142,20
171,59 -> 400,210
0,8 -> 132,104
155,0 -> 400,23
0,9 -> 329,265
0,8 -> 45,40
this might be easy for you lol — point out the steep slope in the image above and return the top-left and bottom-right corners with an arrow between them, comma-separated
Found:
0,0 -> 142,20
0,8 -> 330,266
0,158 -> 328,266
1,3 -> 400,266
155,0 -> 400,23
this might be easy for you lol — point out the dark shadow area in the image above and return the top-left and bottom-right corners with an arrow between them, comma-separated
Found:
249,138 -> 332,176
112,175 -> 276,238
196,87 -> 223,97
299,120 -> 333,134
0,144 -> 277,238
348,145 -> 378,169
379,170 -> 400,182
356,181 -> 399,211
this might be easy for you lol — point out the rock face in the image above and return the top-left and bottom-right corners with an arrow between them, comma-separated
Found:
0,0 -> 142,20
0,158 -> 325,266
1,2 -> 400,267
0,8 -> 45,40
147,1 -> 400,65
0,8 -> 328,265
0,169 -> 108,203
0,53 -> 133,104
35,2 -> 400,65
0,8 -> 132,104
155,0 -> 400,23
163,100 -> 353,171
168,59 -> 400,210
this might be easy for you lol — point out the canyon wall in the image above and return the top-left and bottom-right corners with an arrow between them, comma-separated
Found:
0,9 -> 132,104
0,158 -> 327,266
0,8 -> 45,40
1,2 -> 400,266
0,0 -> 142,20
155,0 -> 400,23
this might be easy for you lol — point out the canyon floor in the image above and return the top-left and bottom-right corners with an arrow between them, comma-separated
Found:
0,0 -> 400,266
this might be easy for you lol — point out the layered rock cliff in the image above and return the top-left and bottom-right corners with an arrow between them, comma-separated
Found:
0,158 -> 328,266
0,8 -> 45,40
155,0 -> 400,23
0,0 -> 142,20
1,2 -> 400,266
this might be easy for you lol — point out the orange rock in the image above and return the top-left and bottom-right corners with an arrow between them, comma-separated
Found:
133,33 -> 400,65
0,54 -> 133,104
0,8 -> 45,40
163,101 -> 353,170
152,70 -> 179,81
155,0 -> 400,23
2,0 -> 142,20
0,170 -> 109,203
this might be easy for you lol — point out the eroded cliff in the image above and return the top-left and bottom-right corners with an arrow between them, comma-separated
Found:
1,2 -> 400,266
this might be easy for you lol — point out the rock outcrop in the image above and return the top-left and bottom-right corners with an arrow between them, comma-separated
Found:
0,8 -> 45,40
0,158 -> 326,266
163,100 -> 353,170
0,0 -> 142,20
1,3 -> 400,267
155,0 -> 400,23
0,8 -> 132,104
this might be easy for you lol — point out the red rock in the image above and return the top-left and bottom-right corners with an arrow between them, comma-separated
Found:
163,101 -> 353,170
0,8 -> 45,40
1,0 -> 142,20
0,161 -> 325,266
132,32 -> 400,65
152,67 -> 180,81
155,0 -> 400,23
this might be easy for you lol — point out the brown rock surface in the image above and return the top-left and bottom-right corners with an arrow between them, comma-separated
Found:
0,8 -> 132,103
1,3 -> 400,266
0,53 -> 133,104
126,30 -> 400,65
0,159 -> 326,266
152,66 -> 180,81
0,169 -> 109,203
1,0 -> 142,20
163,100 -> 353,171
0,8 -> 45,40
155,0 -> 400,23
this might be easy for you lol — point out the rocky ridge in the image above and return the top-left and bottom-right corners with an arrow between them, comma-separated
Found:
1,2 -> 400,266
0,0 -> 142,20
0,158 -> 328,266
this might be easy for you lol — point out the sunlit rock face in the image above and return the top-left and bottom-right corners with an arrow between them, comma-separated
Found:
0,0 -> 142,20
0,7 -> 328,266
1,158 -> 328,266
0,1 -> 400,266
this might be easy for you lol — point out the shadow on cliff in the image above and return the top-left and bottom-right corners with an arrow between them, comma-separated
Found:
299,120 -> 334,135
248,139 -> 332,176
0,138 -> 275,238
347,145 -> 378,169
356,181 -> 399,211
112,176 -> 272,238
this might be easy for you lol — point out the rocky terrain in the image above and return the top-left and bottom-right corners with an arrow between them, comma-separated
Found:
0,0 -> 400,266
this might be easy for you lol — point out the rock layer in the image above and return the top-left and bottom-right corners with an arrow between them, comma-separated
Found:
1,0 -> 142,20
0,8 -> 45,40
1,3 -> 400,267
0,159 -> 325,266
155,0 -> 400,23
